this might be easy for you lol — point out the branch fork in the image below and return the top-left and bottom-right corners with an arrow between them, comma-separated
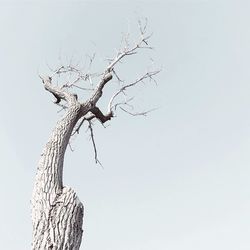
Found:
40,19 -> 160,164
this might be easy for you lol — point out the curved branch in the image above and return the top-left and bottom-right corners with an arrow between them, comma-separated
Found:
39,75 -> 78,105
89,73 -> 113,105
108,70 -> 160,113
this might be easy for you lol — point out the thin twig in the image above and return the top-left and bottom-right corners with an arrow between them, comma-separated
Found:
120,107 -> 158,116
72,115 -> 95,136
88,121 -> 103,167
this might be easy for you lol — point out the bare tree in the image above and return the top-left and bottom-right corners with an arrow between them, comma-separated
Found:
31,20 -> 159,250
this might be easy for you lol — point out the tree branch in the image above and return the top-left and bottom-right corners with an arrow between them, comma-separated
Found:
89,73 -> 113,105
108,70 -> 160,113
120,107 -> 158,116
39,75 -> 78,105
88,121 -> 102,167
90,107 -> 113,124
72,115 -> 95,136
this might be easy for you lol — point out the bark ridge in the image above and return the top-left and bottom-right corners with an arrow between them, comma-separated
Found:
32,103 -> 84,250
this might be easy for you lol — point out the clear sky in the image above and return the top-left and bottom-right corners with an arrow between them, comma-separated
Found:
0,0 -> 250,249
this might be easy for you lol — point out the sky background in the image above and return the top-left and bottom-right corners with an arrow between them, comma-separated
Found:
0,0 -> 250,249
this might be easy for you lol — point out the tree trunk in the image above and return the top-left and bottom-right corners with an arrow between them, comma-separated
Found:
31,102 -> 84,250
31,24 -> 158,248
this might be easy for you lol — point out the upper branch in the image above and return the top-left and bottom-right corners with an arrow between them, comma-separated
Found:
108,70 -> 160,113
106,34 -> 152,73
40,75 -> 78,106
88,73 -> 113,106
87,21 -> 157,115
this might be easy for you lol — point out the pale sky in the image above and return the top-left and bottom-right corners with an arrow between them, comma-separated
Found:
0,0 -> 250,249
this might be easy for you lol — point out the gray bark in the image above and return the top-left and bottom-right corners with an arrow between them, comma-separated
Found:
32,102 -> 84,250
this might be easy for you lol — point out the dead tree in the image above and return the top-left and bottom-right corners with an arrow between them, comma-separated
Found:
31,20 -> 159,250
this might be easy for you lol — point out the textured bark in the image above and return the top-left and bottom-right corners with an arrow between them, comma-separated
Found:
32,102 -> 84,250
